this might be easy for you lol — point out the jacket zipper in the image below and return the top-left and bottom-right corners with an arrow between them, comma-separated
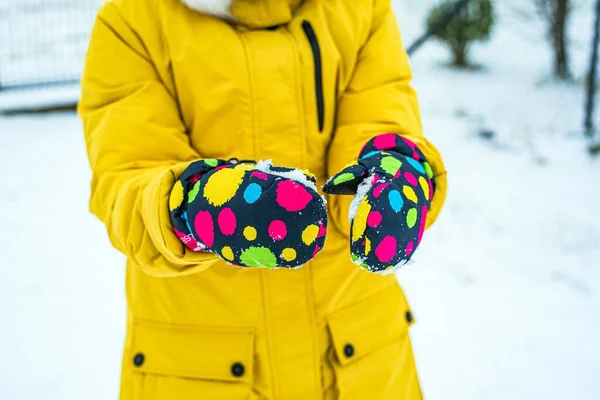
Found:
301,20 -> 324,133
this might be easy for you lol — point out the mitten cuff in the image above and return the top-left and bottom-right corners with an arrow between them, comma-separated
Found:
169,158 -> 231,252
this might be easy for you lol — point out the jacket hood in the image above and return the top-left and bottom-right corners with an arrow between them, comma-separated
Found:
181,0 -> 302,29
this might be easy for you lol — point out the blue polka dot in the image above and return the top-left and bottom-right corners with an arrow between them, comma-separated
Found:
406,158 -> 425,174
243,183 -> 262,204
388,190 -> 404,213
360,151 -> 382,160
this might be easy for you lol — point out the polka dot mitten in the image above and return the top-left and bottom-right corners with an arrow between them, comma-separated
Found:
323,134 -> 435,274
169,159 -> 327,269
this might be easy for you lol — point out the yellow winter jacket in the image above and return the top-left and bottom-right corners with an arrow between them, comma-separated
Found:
78,0 -> 447,399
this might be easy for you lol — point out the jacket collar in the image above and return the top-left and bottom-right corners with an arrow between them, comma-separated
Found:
181,0 -> 301,29
181,0 -> 232,19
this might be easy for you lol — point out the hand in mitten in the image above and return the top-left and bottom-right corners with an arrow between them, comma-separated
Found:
169,159 -> 327,269
323,134 -> 435,274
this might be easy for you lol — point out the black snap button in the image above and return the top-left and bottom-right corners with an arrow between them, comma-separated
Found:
231,362 -> 245,377
343,344 -> 355,358
133,353 -> 145,367
405,311 -> 413,323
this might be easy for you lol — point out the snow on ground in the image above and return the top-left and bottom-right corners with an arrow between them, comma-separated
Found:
396,2 -> 600,399
0,114 -> 125,399
1,1 -> 599,399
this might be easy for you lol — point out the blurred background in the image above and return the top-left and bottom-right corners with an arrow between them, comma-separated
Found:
0,0 -> 599,399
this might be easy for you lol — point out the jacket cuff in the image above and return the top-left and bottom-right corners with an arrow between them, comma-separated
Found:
141,162 -> 220,276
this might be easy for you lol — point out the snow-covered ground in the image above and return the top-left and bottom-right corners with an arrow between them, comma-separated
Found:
1,1 -> 599,399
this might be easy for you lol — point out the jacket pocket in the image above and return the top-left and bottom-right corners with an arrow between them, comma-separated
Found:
302,20 -> 325,133
326,285 -> 422,400
129,320 -> 257,400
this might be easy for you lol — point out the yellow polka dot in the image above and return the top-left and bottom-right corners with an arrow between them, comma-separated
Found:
203,168 -> 246,206
302,224 -> 320,245
365,236 -> 371,255
237,164 -> 256,172
303,169 -> 316,180
352,198 -> 371,243
169,181 -> 184,211
418,176 -> 430,200
221,246 -> 234,261
281,248 -> 297,262
403,185 -> 418,204
243,226 -> 257,241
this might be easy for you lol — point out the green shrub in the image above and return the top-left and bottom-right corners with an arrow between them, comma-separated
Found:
427,0 -> 494,67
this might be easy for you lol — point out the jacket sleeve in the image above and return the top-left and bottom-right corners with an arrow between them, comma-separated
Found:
78,1 -> 218,277
327,0 -> 447,235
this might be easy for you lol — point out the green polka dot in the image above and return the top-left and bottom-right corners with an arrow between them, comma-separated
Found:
240,247 -> 278,268
204,158 -> 218,167
381,156 -> 402,176
333,172 -> 355,186
351,253 -> 369,270
188,181 -> 201,203
423,162 -> 433,179
406,208 -> 417,228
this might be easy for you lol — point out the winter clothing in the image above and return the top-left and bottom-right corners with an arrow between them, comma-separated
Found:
78,0 -> 447,399
170,159 -> 327,268
324,134 -> 435,274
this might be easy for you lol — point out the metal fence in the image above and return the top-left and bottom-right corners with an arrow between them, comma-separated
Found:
0,0 -> 103,91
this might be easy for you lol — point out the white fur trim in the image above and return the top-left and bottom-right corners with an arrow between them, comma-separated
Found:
181,0 -> 233,18
255,160 -> 321,195
348,176 -> 375,222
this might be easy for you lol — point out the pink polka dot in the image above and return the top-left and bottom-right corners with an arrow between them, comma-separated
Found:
428,179 -> 434,198
401,136 -> 416,150
268,220 -> 287,241
404,171 -> 418,186
218,207 -> 236,236
190,174 -> 201,184
317,221 -> 327,238
367,211 -> 382,228
375,236 -> 397,263
417,205 -> 428,245
251,171 -> 269,180
373,133 -> 398,150
370,174 -> 381,185
405,241 -> 415,256
412,151 -> 420,161
214,165 -> 229,171
194,211 -> 214,248
373,183 -> 390,199
276,180 -> 312,212
313,244 -> 321,257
